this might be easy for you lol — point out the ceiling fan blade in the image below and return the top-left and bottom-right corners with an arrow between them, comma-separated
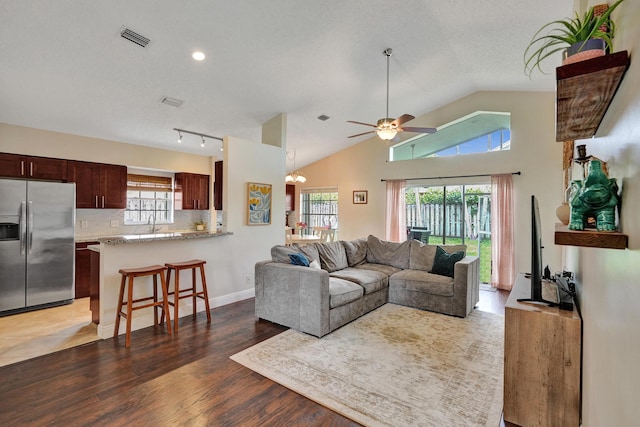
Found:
400,126 -> 437,134
391,114 -> 415,127
347,120 -> 378,128
348,130 -> 376,138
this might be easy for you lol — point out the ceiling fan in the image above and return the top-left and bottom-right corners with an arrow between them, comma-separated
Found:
348,48 -> 437,141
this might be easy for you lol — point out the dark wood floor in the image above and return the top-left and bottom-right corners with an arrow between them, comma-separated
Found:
0,289 -> 509,426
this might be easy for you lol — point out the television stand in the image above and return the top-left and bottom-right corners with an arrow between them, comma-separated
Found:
504,273 -> 582,426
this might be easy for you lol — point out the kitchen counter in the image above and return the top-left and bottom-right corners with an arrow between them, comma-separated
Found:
75,231 -> 232,244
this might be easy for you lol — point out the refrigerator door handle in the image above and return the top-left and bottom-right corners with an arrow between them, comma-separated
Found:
20,201 -> 27,254
27,201 -> 33,254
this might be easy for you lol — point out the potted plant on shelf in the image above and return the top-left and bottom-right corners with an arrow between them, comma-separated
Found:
524,0 -> 624,78
193,220 -> 207,231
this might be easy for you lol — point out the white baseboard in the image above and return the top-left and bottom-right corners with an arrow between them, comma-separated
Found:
98,287 -> 255,340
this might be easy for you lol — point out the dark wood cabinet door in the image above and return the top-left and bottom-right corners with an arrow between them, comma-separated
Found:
175,172 -> 210,210
286,184 -> 295,211
214,161 -> 223,210
28,156 -> 67,181
75,242 -> 98,298
0,152 -> 67,180
68,160 -> 99,208
89,249 -> 100,324
0,152 -> 27,178
68,160 -> 126,208
100,164 -> 127,209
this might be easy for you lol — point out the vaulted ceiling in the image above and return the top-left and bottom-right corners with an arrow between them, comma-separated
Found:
0,0 -> 573,168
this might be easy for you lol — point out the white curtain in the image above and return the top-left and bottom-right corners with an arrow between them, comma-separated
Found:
385,180 -> 406,242
490,174 -> 515,290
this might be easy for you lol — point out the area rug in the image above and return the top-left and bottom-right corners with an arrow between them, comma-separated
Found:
231,304 -> 504,427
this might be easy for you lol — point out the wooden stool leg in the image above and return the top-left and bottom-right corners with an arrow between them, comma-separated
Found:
114,274 -> 126,339
152,273 -> 159,327
199,265 -> 211,323
125,275 -> 134,347
160,270 -> 172,336
173,269 -> 180,333
191,267 -> 197,316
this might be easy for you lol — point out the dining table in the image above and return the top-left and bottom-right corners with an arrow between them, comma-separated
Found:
287,234 -> 322,246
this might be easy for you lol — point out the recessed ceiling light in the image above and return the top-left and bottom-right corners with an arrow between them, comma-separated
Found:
192,51 -> 205,61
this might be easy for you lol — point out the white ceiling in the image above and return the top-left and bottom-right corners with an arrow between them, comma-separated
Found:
0,0 -> 573,169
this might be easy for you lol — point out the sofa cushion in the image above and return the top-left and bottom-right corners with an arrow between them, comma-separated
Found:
341,238 -> 368,266
431,246 -> 465,278
409,241 -> 467,271
355,262 -> 402,276
366,235 -> 411,269
329,277 -> 364,309
389,269 -> 454,297
271,244 -> 320,265
329,267 -> 388,295
315,241 -> 349,272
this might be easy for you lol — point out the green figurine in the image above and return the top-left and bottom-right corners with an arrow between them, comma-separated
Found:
569,160 -> 619,231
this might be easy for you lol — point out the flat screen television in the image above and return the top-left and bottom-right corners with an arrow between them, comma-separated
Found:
518,195 -> 558,306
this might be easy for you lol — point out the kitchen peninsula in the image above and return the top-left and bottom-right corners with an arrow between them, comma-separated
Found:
90,231 -> 232,339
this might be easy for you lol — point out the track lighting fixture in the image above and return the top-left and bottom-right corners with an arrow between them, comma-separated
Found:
172,128 -> 222,148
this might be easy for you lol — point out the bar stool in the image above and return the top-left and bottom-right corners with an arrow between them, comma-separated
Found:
164,259 -> 211,332
114,265 -> 172,347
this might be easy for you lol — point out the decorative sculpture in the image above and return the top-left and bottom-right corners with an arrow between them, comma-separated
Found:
568,160 -> 619,231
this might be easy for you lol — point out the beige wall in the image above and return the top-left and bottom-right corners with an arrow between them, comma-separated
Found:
0,123 -> 211,174
563,1 -> 640,425
297,91 -> 563,277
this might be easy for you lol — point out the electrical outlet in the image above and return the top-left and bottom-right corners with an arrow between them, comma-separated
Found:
110,220 -> 119,227
81,220 -> 88,229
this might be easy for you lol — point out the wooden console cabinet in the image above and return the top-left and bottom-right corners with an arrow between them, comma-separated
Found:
504,274 -> 582,427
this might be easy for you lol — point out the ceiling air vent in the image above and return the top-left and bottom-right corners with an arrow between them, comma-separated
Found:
160,96 -> 184,108
120,28 -> 150,48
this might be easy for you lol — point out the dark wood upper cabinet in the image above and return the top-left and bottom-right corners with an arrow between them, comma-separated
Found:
175,172 -> 210,210
68,160 -> 127,209
286,184 -> 295,211
214,161 -> 223,211
556,51 -> 630,142
0,152 -> 67,181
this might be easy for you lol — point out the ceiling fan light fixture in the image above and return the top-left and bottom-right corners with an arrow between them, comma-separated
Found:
377,128 -> 397,140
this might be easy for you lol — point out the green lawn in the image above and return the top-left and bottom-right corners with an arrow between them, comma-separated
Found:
430,236 -> 491,284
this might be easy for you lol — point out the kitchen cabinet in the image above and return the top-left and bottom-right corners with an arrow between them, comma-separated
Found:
89,248 -> 100,324
75,241 -> 98,298
0,152 -> 67,181
175,172 -> 210,210
213,161 -> 223,210
286,184 -> 295,211
68,160 -> 127,209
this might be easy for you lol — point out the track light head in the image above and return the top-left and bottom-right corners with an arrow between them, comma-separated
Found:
201,136 -> 205,147
177,131 -> 182,143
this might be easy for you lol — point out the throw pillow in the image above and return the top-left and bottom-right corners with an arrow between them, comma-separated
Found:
289,253 -> 310,267
309,259 -> 321,269
430,246 -> 465,278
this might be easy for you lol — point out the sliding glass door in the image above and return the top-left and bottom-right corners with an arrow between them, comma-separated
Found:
406,184 -> 491,283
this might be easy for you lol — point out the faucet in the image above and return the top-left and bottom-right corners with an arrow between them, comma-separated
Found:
147,214 -> 161,233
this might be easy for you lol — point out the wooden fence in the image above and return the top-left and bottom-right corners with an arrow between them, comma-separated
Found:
406,203 -> 490,239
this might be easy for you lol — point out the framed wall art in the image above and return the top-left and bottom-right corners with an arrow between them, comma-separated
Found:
247,182 -> 272,225
353,190 -> 368,204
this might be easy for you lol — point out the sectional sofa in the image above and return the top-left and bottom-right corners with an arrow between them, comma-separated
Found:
254,235 -> 480,337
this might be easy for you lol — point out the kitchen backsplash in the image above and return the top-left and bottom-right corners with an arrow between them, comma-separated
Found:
75,209 -> 214,238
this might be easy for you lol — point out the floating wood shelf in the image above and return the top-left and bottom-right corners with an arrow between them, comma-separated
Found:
555,223 -> 628,250
556,50 -> 630,142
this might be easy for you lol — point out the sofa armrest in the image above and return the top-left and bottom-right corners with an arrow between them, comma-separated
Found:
452,255 -> 480,317
255,261 -> 331,337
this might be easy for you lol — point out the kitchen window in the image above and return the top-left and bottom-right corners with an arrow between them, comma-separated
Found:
124,174 -> 173,224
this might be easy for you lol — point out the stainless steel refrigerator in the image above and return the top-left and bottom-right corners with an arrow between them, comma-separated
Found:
0,179 -> 75,315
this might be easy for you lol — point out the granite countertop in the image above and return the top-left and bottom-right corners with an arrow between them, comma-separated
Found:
77,231 -> 232,245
